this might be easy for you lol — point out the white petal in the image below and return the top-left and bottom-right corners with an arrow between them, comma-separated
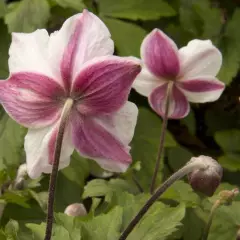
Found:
95,101 -> 138,145
132,66 -> 166,97
48,10 -> 114,82
9,30 -> 56,79
178,39 -> 222,79
25,123 -> 74,179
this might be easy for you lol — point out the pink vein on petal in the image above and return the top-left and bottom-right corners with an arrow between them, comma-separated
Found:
0,72 -> 64,128
60,12 -> 84,91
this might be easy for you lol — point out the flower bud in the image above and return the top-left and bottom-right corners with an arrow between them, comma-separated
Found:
236,229 -> 240,240
187,156 -> 223,197
64,203 -> 87,217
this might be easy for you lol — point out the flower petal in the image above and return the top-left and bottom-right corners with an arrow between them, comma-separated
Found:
149,83 -> 190,119
71,111 -> 133,172
25,122 -> 74,179
178,40 -> 222,78
72,56 -> 141,115
177,77 -> 225,103
49,10 -> 114,90
95,101 -> 138,145
132,67 -> 167,97
9,30 -> 57,79
0,73 -> 64,128
141,29 -> 180,78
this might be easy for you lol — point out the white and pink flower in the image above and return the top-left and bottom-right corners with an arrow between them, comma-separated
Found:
133,29 -> 225,119
0,10 -> 141,178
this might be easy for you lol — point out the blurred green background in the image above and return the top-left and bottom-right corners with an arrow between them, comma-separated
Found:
0,0 -> 240,239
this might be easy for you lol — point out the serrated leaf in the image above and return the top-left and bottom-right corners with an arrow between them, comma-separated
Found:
131,108 -> 176,190
128,204 -> 186,240
5,0 -> 50,33
83,178 -> 138,202
81,207 -> 123,240
99,0 -> 175,20
102,17 -> 147,57
54,0 -> 85,11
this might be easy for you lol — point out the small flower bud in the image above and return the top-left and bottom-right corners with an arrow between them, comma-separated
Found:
187,156 -> 223,197
64,203 -> 87,217
236,229 -> 240,240
219,188 -> 239,205
13,164 -> 28,190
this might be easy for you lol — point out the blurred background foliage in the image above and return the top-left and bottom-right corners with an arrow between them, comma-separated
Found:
0,0 -> 240,239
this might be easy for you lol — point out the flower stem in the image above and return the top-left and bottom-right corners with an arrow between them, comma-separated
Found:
150,82 -> 172,194
202,200 -> 221,240
119,160 -> 207,240
44,98 -> 73,240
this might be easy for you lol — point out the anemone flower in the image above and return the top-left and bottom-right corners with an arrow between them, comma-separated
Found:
0,10 -> 141,179
133,29 -> 225,119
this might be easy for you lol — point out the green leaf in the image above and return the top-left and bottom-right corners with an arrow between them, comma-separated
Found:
162,181 -> 200,207
215,129 -> 240,153
218,154 -> 240,172
181,110 -> 196,135
26,223 -> 45,240
0,0 -> 7,18
55,152 -> 89,211
0,114 -> 26,169
81,207 -> 123,240
179,0 -> 222,40
102,17 -> 147,57
2,191 -> 30,208
218,9 -> 240,84
5,219 -> 19,238
167,146 -> 193,172
128,204 -> 186,240
208,202 -> 240,240
99,0 -> 175,20
131,108 -> 176,190
5,0 -> 50,33
83,178 -> 138,202
0,20 -> 10,78
54,0 -> 85,11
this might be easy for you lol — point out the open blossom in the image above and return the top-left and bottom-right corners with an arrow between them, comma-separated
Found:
0,10 -> 141,178
133,29 -> 225,119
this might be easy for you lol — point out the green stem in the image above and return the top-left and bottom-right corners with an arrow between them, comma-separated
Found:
202,200 -> 221,240
150,82 -> 172,194
119,160 -> 207,240
44,98 -> 73,240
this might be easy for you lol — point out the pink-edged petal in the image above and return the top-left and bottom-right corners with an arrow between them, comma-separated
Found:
141,29 -> 180,78
72,56 -> 141,115
71,111 -> 132,172
149,83 -> 190,119
9,30 -> 59,83
24,122 -> 74,179
0,73 -> 64,128
178,40 -> 222,79
132,66 -> 167,97
49,10 -> 114,90
177,77 -> 225,103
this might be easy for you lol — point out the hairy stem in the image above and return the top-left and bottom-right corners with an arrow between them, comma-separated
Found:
119,161 -> 207,240
150,82 -> 172,194
202,200 -> 221,240
44,98 -> 73,240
